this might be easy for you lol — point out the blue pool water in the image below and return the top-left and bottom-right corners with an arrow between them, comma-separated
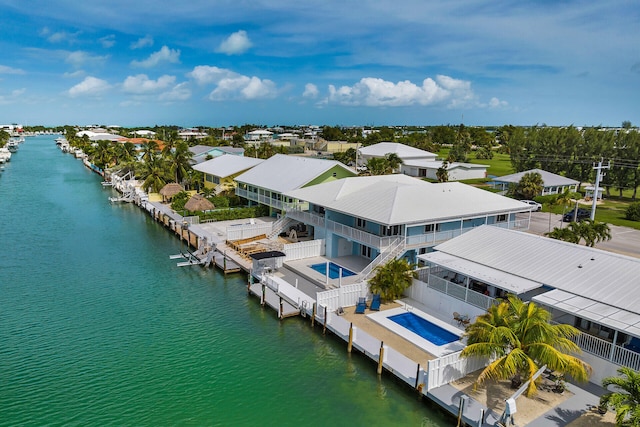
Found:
388,312 -> 459,346
310,262 -> 356,279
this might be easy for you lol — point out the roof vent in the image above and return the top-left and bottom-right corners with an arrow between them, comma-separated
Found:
578,264 -> 583,268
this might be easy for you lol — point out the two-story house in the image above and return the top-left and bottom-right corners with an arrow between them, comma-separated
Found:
193,154 -> 264,195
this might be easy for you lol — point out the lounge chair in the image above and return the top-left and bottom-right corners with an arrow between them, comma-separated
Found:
355,297 -> 367,314
370,294 -> 381,311
453,312 -> 462,325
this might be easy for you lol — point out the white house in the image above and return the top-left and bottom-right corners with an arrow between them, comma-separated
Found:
402,160 -> 488,181
492,168 -> 579,195
417,225 -> 640,385
358,142 -> 437,166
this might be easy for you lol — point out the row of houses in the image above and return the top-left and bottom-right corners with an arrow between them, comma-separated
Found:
190,149 -> 638,386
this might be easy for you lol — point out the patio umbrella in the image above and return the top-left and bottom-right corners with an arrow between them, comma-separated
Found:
159,182 -> 184,202
184,193 -> 215,212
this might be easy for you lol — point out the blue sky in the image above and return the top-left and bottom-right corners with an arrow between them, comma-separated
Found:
0,0 -> 638,127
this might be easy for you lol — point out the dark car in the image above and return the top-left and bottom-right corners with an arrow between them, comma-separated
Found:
563,208 -> 590,222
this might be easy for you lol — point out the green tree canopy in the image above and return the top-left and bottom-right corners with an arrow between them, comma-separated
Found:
461,295 -> 591,397
368,258 -> 415,302
515,172 -> 544,200
546,219 -> 611,247
600,367 -> 640,426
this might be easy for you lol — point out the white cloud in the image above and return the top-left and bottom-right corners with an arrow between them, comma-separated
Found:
188,65 -> 238,85
68,76 -> 110,97
326,75 -> 475,107
65,51 -> 109,68
209,76 -> 276,100
303,83 -> 319,98
159,82 -> 191,101
63,70 -> 85,78
488,97 -> 508,108
130,35 -> 154,49
217,30 -> 252,55
0,88 -> 26,105
131,46 -> 180,68
43,28 -> 81,44
122,74 -> 176,94
99,35 -> 116,48
0,65 -> 25,74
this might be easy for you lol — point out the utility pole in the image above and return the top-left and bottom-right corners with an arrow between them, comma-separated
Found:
590,159 -> 610,220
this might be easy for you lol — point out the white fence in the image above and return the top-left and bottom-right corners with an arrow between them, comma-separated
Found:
316,282 -> 369,311
226,222 -> 273,241
426,351 -> 488,391
283,239 -> 325,261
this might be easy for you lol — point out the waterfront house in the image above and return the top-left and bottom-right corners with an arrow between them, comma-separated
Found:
234,154 -> 357,217
416,225 -> 640,385
189,145 -> 245,164
358,142 -> 437,165
282,174 -> 534,279
193,155 -> 264,195
491,168 -> 579,195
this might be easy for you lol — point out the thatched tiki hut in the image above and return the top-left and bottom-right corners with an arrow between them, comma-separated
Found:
184,194 -> 215,212
159,183 -> 184,202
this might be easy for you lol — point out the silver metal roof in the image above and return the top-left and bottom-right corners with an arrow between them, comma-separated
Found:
358,142 -> 436,159
285,175 -> 531,226
193,155 -> 264,178
234,154 -> 356,193
430,226 -> 640,329
533,290 -> 640,337
492,168 -> 579,186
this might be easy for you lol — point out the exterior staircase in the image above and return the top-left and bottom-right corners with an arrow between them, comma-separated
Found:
357,237 -> 406,281
267,216 -> 296,240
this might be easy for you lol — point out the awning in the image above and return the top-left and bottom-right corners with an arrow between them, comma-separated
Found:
533,289 -> 640,337
418,252 -> 542,295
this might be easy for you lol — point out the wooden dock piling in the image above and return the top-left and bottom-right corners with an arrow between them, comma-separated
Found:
347,322 -> 353,353
377,342 -> 384,375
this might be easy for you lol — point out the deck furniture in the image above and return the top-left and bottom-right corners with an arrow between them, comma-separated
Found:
355,297 -> 367,314
370,294 -> 381,311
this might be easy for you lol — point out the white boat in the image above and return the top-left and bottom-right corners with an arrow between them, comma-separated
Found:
0,147 -> 11,163
6,139 -> 19,152
55,137 -> 67,145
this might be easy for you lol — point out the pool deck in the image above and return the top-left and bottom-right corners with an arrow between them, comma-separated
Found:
367,306 -> 466,358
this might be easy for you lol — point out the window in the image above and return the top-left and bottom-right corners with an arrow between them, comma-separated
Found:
360,245 -> 372,258
332,172 -> 337,177
496,214 -> 507,222
425,223 -> 440,233
382,225 -> 401,236
356,218 -> 366,229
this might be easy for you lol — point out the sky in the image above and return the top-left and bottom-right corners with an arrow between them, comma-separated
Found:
0,0 -> 638,128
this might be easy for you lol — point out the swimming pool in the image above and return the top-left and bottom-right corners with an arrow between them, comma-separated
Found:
388,312 -> 459,346
309,262 -> 356,279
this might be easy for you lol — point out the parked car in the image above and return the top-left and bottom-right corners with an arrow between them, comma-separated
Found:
521,200 -> 542,211
563,208 -> 590,222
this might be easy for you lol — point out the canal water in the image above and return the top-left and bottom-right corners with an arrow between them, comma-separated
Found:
0,136 -> 449,426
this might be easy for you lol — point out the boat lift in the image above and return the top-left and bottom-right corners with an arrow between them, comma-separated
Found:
169,249 -> 205,267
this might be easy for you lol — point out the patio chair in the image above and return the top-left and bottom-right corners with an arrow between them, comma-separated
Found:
370,294 -> 381,311
453,312 -> 462,325
355,297 -> 367,314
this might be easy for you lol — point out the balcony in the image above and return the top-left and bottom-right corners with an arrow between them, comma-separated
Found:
325,219 -> 397,249
235,188 -> 284,210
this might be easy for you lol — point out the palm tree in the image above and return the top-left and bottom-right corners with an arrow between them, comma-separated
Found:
516,172 -> 544,200
368,258 -> 415,302
385,153 -> 403,173
366,157 -> 388,175
436,160 -> 449,182
140,156 -> 170,193
89,140 -> 115,169
546,219 -> 611,247
166,141 -> 193,184
600,367 -> 640,426
141,140 -> 159,163
461,295 -> 591,397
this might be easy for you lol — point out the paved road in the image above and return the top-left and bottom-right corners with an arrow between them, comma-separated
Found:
527,212 -> 640,258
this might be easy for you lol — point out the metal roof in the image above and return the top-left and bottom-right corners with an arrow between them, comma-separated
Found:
234,154 -> 355,193
402,159 -> 489,170
192,155 -> 263,178
492,168 -> 579,186
533,290 -> 640,337
358,142 -> 436,159
285,175 -> 531,226
430,226 -> 640,328
421,251 -> 542,294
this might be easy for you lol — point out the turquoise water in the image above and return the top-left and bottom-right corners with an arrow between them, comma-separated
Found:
0,136 -> 449,426
309,262 -> 356,279
388,313 -> 460,346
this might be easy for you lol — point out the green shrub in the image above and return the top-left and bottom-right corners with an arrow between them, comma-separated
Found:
170,191 -> 189,211
626,202 -> 640,221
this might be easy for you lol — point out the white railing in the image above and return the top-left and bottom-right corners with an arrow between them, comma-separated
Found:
316,282 -> 369,310
284,209 -> 325,228
572,332 -> 640,371
325,219 -> 396,249
226,222 -> 272,241
357,237 -> 405,281
283,239 -> 325,261
408,277 -> 495,312
426,351 -> 488,391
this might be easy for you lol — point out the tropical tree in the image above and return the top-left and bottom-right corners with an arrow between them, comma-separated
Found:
436,160 -> 449,182
366,157 -> 388,175
461,295 -> 591,397
141,140 -> 159,163
600,367 -> 640,426
385,153 -> 403,173
89,140 -> 115,169
139,156 -> 170,193
546,219 -> 611,247
166,141 -> 193,184
515,172 -> 544,200
368,258 -> 415,302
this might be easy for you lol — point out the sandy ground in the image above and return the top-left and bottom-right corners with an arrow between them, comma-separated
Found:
340,302 -> 436,365
566,407 -> 616,426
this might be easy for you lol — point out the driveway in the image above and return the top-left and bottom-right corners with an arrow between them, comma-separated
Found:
527,212 -> 640,259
